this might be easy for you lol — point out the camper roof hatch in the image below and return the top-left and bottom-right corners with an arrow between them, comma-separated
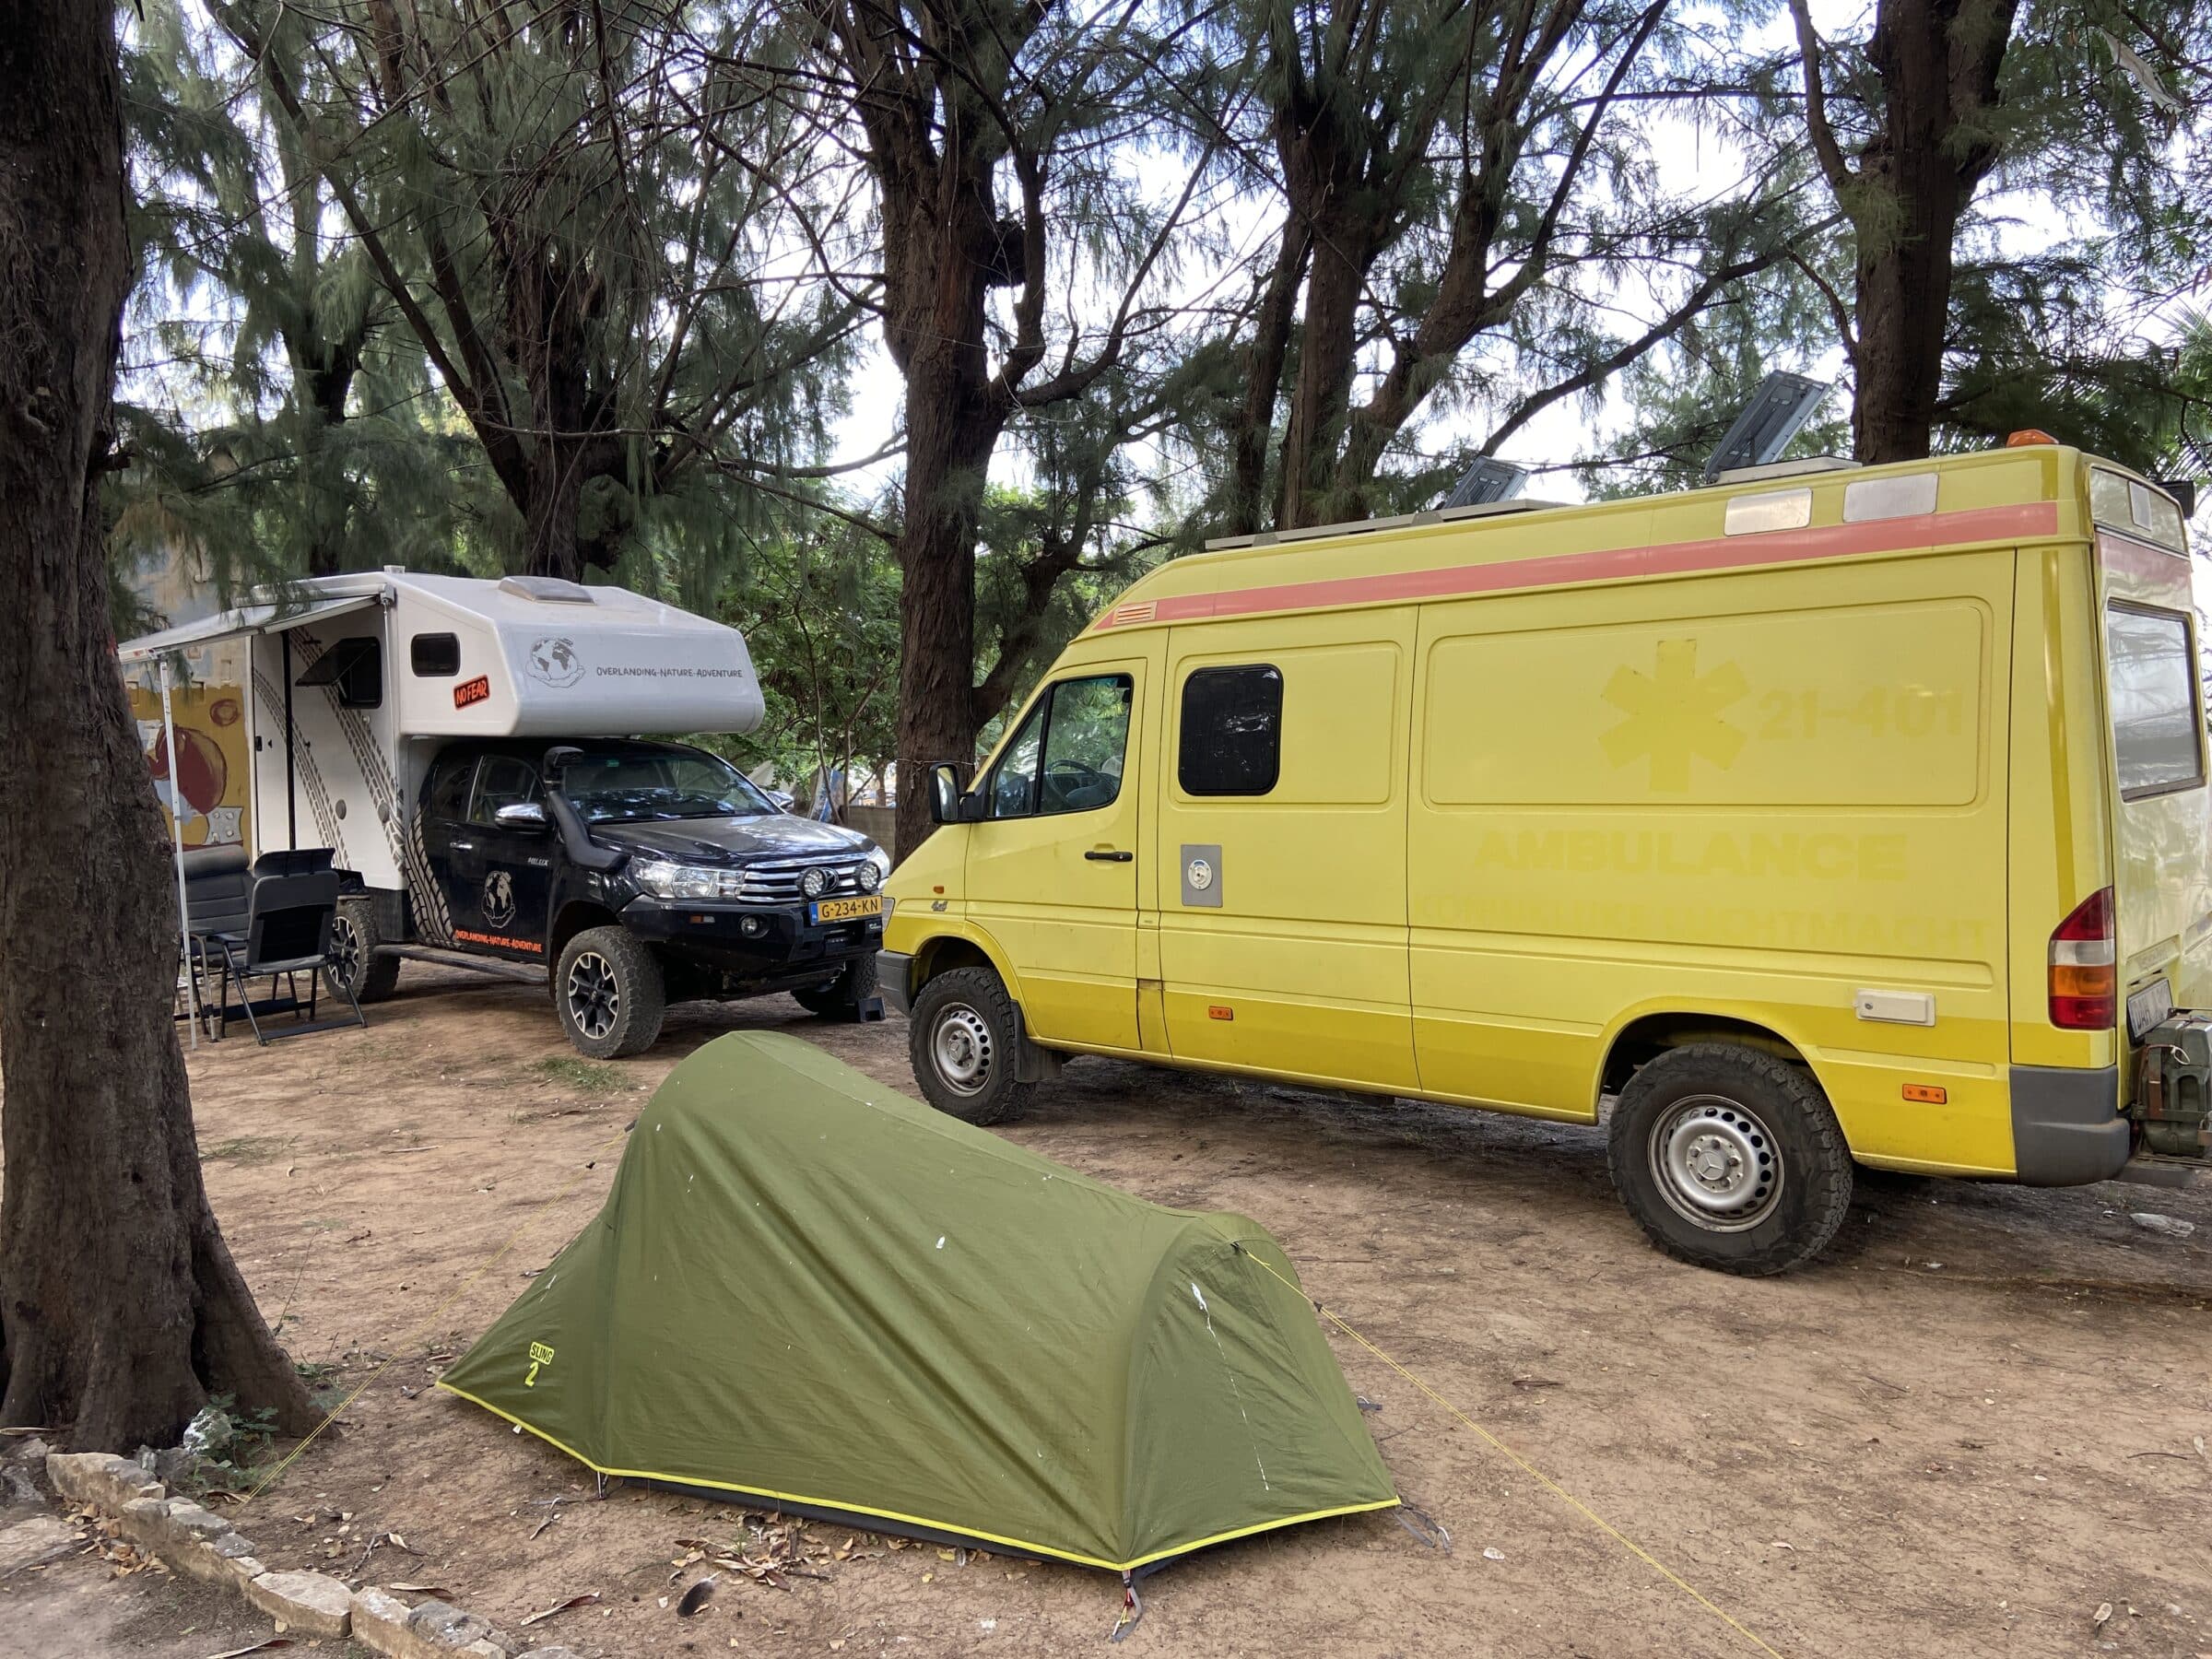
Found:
499,574 -> 595,604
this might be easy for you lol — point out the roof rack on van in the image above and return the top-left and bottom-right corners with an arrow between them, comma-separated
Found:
1203,496 -> 1558,552
1710,455 -> 1855,486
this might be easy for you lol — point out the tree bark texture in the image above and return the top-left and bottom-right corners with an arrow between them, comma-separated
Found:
1795,0 -> 2018,462
0,0 -> 317,1448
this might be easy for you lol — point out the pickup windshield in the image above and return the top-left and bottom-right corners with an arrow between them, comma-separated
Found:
559,751 -> 777,823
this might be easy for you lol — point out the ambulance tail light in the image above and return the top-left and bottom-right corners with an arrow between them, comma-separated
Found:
2049,888 -> 2116,1030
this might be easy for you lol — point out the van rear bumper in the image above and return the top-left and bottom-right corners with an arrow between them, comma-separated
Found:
2010,1065 -> 2130,1185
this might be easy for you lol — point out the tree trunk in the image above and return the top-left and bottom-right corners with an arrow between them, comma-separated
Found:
1841,0 -> 2017,463
1225,210 -> 1310,537
0,0 -> 316,1448
892,354 -> 1002,858
1276,218 -> 1370,530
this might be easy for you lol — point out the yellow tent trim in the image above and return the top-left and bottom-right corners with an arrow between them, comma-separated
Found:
435,1380 -> 1399,1573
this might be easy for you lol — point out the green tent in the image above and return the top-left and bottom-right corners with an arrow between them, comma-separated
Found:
439,1031 -> 1396,1572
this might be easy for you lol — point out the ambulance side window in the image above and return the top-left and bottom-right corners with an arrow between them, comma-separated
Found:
988,674 -> 1133,818
1179,665 -> 1283,796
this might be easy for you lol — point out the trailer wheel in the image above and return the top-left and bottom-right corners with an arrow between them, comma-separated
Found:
909,967 -> 1032,1126
556,926 -> 665,1058
324,898 -> 401,1004
1606,1042 -> 1853,1277
793,954 -> 878,1019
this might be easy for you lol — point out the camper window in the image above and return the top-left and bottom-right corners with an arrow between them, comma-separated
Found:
470,756 -> 545,825
296,636 -> 382,709
2106,603 -> 2205,798
411,632 -> 461,677
1179,665 -> 1283,796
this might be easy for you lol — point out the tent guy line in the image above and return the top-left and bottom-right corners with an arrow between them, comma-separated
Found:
1239,1245 -> 1790,1659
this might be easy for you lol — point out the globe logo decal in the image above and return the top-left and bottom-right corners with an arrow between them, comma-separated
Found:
482,870 -> 517,929
527,635 -> 583,688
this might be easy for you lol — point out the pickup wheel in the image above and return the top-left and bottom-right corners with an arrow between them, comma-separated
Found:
1606,1043 -> 1853,1277
555,925 -> 665,1059
324,898 -> 401,1004
909,967 -> 1033,1126
793,953 -> 878,1020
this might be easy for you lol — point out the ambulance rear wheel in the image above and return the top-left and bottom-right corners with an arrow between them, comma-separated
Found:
911,967 -> 1032,1126
1607,1043 -> 1853,1276
556,926 -> 665,1058
324,898 -> 400,1004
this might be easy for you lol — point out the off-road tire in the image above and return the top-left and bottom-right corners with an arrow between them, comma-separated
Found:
555,925 -> 666,1059
1606,1042 -> 1853,1277
324,897 -> 401,1004
793,953 -> 879,1019
909,966 -> 1034,1126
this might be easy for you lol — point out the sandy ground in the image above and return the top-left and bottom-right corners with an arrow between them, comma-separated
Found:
6,962 -> 2212,1658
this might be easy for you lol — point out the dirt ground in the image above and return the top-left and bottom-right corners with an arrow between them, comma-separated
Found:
8,963 -> 2212,1658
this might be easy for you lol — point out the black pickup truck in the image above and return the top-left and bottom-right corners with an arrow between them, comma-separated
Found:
325,737 -> 888,1056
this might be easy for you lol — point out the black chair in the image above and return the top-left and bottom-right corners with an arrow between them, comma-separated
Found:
180,854 -> 365,1043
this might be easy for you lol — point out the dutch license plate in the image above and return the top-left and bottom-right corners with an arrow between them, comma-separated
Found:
810,895 -> 883,924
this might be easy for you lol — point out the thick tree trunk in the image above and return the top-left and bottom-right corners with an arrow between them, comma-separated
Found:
1276,222 -> 1370,530
1225,211 -> 1310,537
0,0 -> 316,1448
892,352 -> 1002,858
1838,0 -> 2016,463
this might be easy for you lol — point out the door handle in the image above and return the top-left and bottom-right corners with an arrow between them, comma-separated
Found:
1084,848 -> 1134,863
450,840 -> 477,852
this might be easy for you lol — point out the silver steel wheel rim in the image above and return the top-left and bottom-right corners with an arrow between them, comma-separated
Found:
932,1004 -> 994,1097
329,913 -> 361,987
567,951 -> 619,1041
1650,1094 -> 1783,1232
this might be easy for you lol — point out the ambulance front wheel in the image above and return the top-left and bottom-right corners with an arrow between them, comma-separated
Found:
1606,1043 -> 1853,1276
910,967 -> 1033,1126
556,926 -> 666,1058
324,898 -> 401,1004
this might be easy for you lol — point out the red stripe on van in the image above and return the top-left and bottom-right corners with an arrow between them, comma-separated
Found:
1096,500 -> 2060,629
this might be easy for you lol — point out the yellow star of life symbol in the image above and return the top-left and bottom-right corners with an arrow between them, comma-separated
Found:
1599,639 -> 1748,791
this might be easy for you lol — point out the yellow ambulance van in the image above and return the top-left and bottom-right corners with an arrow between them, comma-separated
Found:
878,442 -> 2211,1273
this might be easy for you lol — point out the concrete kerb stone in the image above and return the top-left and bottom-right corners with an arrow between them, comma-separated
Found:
44,1448 -> 524,1656
44,1452 -> 163,1512
244,1568 -> 355,1638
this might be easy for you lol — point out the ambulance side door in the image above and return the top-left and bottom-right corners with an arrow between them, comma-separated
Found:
1152,611 -> 1418,1089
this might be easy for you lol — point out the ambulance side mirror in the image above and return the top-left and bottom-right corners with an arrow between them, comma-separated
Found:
927,762 -> 981,825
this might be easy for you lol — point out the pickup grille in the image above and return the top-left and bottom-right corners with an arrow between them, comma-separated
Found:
733,856 -> 874,905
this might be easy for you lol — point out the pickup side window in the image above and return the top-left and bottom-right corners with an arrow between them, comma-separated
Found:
426,753 -> 477,821
988,674 -> 1133,818
469,756 -> 544,825
2107,603 -> 2204,798
1179,665 -> 1283,796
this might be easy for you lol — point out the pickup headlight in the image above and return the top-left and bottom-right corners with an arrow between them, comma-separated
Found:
857,844 -> 891,892
629,857 -> 745,901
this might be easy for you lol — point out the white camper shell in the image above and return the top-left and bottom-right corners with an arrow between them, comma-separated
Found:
121,570 -> 765,900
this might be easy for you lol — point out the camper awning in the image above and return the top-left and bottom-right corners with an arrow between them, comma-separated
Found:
118,591 -> 382,662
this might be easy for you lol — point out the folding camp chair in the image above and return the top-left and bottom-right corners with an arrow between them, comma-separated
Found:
183,856 -> 365,1043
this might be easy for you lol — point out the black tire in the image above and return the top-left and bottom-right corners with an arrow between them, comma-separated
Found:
554,925 -> 666,1059
793,953 -> 879,1019
324,897 -> 401,1004
909,966 -> 1034,1126
1606,1042 -> 1853,1277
